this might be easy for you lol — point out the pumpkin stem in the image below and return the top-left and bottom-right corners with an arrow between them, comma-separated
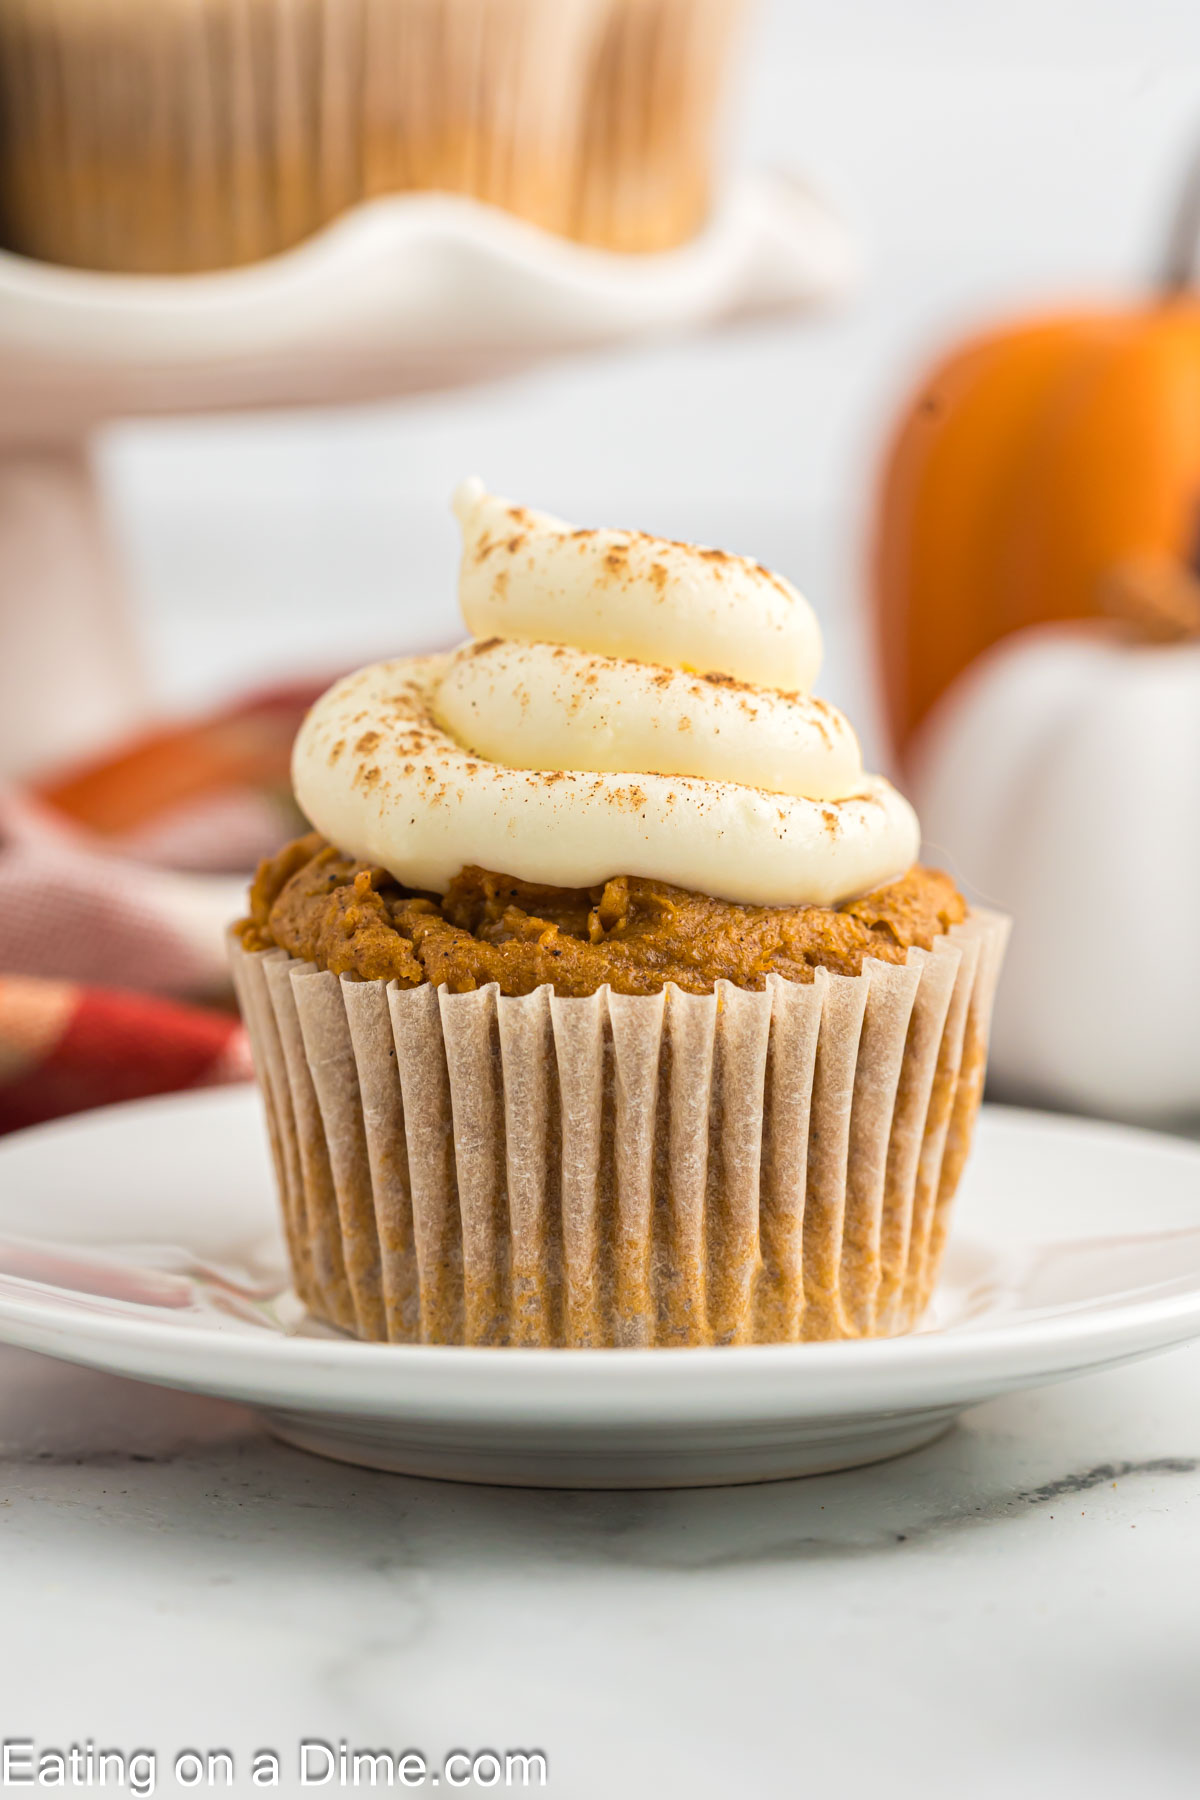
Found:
1098,554 -> 1200,642
1160,137 -> 1200,293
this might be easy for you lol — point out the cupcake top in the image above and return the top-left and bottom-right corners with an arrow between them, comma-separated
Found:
292,483 -> 919,908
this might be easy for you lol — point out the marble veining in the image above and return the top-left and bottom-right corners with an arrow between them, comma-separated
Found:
4,1342 -> 1200,1799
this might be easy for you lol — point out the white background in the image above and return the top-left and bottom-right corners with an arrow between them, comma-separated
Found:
101,0 -> 1200,771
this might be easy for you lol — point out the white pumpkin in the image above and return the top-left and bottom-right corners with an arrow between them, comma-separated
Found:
909,621 -> 1200,1124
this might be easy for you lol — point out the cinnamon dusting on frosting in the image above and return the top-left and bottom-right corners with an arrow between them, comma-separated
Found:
288,484 -> 921,906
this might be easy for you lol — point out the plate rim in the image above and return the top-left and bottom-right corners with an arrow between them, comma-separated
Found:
2,1086 -> 1200,1420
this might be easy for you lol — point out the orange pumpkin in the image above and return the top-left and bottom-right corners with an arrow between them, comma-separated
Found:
873,182 -> 1200,761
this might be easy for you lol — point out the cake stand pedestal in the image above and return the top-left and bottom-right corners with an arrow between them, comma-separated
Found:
0,443 -> 143,778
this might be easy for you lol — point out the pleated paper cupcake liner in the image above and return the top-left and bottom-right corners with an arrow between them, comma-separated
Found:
229,909 -> 1008,1348
571,0 -> 746,253
0,0 -> 745,273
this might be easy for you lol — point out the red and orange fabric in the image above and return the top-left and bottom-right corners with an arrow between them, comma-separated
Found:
0,678 -> 329,1134
0,976 -> 252,1133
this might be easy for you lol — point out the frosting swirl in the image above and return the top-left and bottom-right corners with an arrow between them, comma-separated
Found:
292,483 -> 920,907
454,477 -> 823,692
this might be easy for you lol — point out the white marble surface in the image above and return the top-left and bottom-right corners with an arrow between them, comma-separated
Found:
4,1341 -> 1200,1796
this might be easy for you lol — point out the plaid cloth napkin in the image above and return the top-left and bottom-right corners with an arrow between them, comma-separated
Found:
0,679 -> 326,1134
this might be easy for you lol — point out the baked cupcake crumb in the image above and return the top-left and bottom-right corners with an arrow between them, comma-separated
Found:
240,831 -> 966,997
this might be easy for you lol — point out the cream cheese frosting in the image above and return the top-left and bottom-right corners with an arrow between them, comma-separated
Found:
432,637 -> 862,801
454,477 -> 823,693
291,484 -> 920,907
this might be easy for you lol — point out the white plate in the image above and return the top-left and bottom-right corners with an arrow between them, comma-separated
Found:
1,1088 -> 1199,1489
0,173 -> 853,438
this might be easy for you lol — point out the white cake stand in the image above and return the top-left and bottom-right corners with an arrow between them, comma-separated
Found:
0,172 -> 853,778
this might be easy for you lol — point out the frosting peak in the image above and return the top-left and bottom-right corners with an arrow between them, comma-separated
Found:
453,477 -> 823,694
291,485 -> 920,908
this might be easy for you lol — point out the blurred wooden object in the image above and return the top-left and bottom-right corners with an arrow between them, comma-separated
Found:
1098,551 -> 1200,644
0,0 -> 745,274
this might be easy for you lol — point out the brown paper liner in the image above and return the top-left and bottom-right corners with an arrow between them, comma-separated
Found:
230,909 -> 1009,1347
570,0 -> 746,253
0,0 -> 746,273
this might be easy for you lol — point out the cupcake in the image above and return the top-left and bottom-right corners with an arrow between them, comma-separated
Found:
232,481 -> 1008,1348
0,0 -> 745,274
569,0 -> 745,254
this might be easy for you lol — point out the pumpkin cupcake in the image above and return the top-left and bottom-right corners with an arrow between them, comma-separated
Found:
0,0 -> 745,273
231,482 -> 1007,1348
